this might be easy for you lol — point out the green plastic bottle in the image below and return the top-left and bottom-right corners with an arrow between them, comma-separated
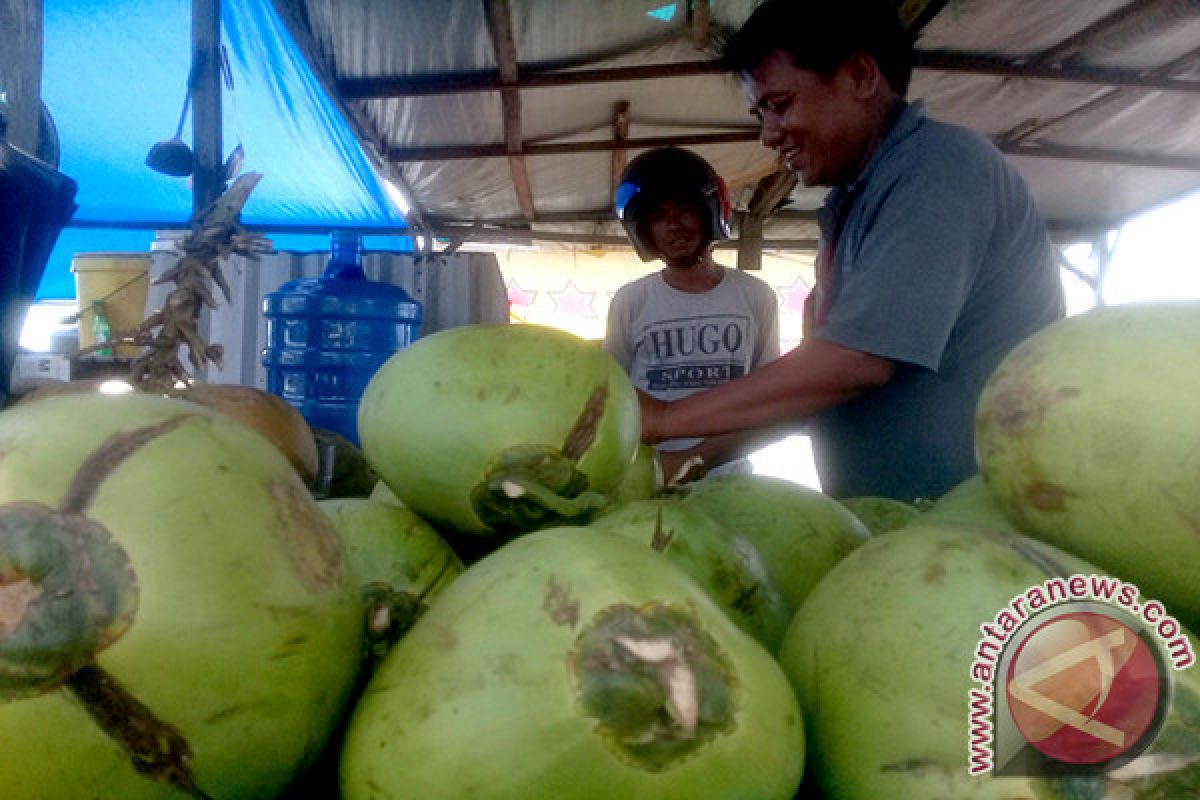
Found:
91,300 -> 113,357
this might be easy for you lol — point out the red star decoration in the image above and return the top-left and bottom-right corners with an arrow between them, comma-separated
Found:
777,277 -> 812,314
506,282 -> 537,308
549,279 -> 598,317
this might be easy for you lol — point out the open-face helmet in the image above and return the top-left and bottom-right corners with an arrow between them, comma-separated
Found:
614,147 -> 733,261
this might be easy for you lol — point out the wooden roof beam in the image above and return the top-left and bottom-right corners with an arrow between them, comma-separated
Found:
1000,45 -> 1200,146
428,207 -> 819,226
387,130 -> 760,162
898,0 -> 953,33
914,51 -> 1200,93
999,141 -> 1200,172
1029,0 -> 1189,67
431,223 -> 818,251
343,50 -> 1200,100
339,60 -> 724,99
747,168 -> 798,218
483,0 -> 535,220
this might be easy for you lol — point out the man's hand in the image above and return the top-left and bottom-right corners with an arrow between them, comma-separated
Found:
636,389 -> 669,444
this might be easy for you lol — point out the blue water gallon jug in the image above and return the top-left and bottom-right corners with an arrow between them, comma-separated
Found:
262,232 -> 423,445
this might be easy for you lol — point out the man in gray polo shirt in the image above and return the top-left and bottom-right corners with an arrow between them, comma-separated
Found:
637,0 -> 1064,503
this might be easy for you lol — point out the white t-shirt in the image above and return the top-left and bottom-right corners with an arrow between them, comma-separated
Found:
604,267 -> 780,467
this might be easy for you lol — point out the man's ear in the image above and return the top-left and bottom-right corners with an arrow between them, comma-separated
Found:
843,52 -> 884,100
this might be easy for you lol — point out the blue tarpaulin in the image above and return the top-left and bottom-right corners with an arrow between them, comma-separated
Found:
37,0 -> 409,299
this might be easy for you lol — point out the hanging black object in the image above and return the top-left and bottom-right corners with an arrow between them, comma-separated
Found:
145,57 -> 203,177
145,81 -> 195,177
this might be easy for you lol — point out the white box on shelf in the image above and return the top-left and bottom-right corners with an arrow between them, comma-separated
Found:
13,352 -> 72,383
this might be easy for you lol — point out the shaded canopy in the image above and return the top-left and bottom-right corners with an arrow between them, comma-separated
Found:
270,0 -> 1200,252
36,0 -> 1200,297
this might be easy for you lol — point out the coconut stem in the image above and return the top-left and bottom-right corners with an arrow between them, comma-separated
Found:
574,603 -> 736,771
615,635 -> 698,735
493,474 -> 608,519
68,666 -> 212,800
472,445 -> 611,534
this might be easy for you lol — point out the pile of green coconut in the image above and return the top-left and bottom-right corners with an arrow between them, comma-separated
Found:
0,301 -> 1197,799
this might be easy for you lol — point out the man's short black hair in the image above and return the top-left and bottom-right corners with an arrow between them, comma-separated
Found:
722,0 -> 916,97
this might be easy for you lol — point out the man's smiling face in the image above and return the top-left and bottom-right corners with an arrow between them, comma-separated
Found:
744,49 -> 875,188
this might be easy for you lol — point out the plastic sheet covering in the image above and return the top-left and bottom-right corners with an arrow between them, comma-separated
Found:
292,0 -> 1200,238
36,0 -> 406,299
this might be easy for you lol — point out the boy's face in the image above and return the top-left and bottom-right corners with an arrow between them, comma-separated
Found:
645,197 -> 708,266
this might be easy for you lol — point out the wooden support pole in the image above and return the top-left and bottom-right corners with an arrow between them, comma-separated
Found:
191,0 -> 223,215
737,168 -> 796,270
736,213 -> 764,271
691,0 -> 711,51
611,100 -> 630,203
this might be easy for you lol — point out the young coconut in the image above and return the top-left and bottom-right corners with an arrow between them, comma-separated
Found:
679,475 -> 870,614
920,474 -> 1023,533
609,443 -> 665,503
357,324 -> 641,537
339,528 -> 805,800
779,522 -> 1200,799
177,382 -> 319,484
976,300 -> 1200,632
837,495 -> 921,535
589,496 -> 790,653
319,497 -> 463,659
0,392 -> 363,800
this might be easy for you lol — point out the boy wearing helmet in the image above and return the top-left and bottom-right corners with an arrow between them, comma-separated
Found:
605,147 -> 780,483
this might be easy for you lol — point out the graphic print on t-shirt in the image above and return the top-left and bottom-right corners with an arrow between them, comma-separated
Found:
634,313 -> 751,394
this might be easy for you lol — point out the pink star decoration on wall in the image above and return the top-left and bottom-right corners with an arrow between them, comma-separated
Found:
548,279 -> 599,317
777,277 -> 812,314
506,282 -> 537,308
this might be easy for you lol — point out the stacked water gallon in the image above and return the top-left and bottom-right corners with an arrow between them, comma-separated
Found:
262,231 -> 423,444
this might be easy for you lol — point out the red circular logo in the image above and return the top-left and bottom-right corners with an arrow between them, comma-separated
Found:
1006,611 -> 1164,765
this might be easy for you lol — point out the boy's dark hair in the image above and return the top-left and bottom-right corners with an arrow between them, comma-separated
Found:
722,0 -> 916,97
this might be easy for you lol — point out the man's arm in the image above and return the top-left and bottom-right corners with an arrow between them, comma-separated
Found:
640,335 -> 895,443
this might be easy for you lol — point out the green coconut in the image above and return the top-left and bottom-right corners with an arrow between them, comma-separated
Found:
367,479 -> 403,507
339,528 -> 805,800
921,474 -> 1023,533
680,475 -> 870,613
589,497 -> 791,652
975,301 -> 1200,632
838,495 -> 921,535
0,393 -> 363,800
309,427 -> 379,498
319,498 -> 463,657
357,324 -> 641,537
610,443 -> 664,503
779,522 -> 1200,799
